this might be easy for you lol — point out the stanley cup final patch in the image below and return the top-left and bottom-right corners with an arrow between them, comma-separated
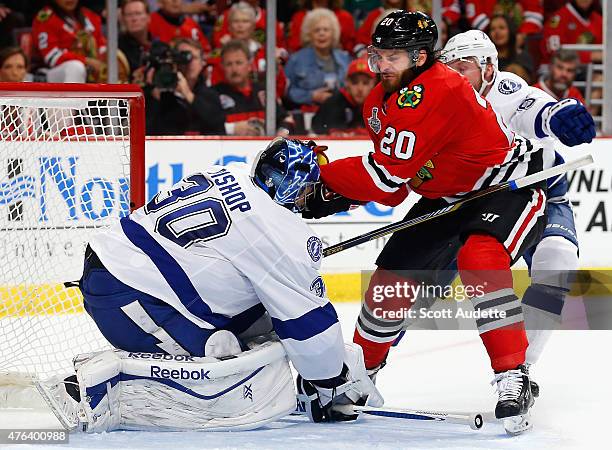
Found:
368,107 -> 381,134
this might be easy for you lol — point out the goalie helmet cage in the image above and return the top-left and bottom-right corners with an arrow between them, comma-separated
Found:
0,83 -> 145,380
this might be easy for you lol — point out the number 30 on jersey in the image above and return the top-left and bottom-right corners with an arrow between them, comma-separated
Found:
379,126 -> 416,160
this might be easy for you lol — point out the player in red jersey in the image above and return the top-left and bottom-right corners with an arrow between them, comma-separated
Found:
149,0 -> 211,54
32,0 -> 106,82
301,11 -> 544,433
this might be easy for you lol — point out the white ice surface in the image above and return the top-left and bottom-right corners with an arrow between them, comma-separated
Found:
1,302 -> 609,449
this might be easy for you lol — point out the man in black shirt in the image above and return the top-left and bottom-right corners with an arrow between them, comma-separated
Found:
145,38 -> 225,135
118,0 -> 152,80
213,40 -> 293,136
311,58 -> 376,135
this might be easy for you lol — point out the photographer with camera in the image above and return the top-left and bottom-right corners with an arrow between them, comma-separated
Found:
144,38 -> 225,136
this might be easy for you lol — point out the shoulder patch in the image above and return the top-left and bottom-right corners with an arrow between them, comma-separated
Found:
498,79 -> 521,95
517,98 -> 536,111
397,84 -> 424,109
307,236 -> 322,262
36,7 -> 53,22
309,276 -> 326,297
549,15 -> 560,29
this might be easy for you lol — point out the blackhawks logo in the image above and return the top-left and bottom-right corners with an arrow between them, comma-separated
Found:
397,84 -> 424,109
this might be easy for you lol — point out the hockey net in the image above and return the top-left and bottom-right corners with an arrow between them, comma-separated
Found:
0,83 -> 145,382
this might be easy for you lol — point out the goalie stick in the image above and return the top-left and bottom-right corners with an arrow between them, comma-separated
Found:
323,154 -> 594,257
293,401 -> 484,430
353,405 -> 484,430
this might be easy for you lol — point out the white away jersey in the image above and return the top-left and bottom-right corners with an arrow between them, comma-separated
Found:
485,71 -> 558,170
89,164 -> 344,380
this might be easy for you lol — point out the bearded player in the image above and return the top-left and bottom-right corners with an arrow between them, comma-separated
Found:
302,11 -> 549,434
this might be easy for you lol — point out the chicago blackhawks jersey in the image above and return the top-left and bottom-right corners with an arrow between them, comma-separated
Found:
32,6 -> 106,68
149,11 -> 211,54
90,164 -> 344,381
542,2 -> 602,64
320,62 -> 543,204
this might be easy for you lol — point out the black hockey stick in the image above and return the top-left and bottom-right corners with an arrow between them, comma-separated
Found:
323,154 -> 594,258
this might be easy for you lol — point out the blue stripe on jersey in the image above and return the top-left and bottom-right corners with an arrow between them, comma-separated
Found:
271,302 -> 338,341
534,102 -> 556,138
120,217 -> 230,329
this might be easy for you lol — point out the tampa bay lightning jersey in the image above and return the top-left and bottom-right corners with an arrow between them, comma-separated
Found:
485,71 -> 567,195
89,163 -> 345,380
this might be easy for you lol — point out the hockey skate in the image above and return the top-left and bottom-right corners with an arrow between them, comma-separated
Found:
35,375 -> 85,432
492,365 -> 535,435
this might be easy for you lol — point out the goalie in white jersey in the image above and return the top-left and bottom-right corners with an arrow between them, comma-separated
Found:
439,30 -> 595,432
38,138 -> 381,432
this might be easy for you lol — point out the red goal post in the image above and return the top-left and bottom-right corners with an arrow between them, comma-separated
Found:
0,82 -> 146,209
0,82 -> 146,379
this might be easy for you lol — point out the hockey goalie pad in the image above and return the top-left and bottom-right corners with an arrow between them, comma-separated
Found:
74,340 -> 295,432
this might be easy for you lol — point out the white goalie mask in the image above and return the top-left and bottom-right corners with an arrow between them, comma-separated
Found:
440,30 -> 498,94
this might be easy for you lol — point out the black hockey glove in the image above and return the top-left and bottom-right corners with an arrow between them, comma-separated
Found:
296,368 -> 361,423
301,182 -> 358,219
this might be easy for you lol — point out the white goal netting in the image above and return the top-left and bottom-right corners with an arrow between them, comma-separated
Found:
0,88 -> 142,380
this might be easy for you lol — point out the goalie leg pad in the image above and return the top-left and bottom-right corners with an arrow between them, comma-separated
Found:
75,341 -> 295,432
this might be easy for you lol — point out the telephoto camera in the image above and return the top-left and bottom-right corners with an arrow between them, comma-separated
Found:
144,41 -> 193,91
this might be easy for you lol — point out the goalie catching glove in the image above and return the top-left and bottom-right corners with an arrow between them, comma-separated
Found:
296,343 -> 384,422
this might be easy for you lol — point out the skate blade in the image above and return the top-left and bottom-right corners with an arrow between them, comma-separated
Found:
503,412 -> 532,435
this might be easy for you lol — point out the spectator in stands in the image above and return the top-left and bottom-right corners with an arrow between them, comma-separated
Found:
542,0 -> 602,67
488,14 -> 534,83
119,0 -> 152,82
311,58 -> 375,135
533,49 -> 586,104
213,0 -> 285,51
32,0 -> 107,83
149,0 -> 211,55
288,1 -> 354,54
284,8 -> 349,108
207,2 -> 287,96
0,46 -> 28,82
145,38 -> 225,135
213,40 -> 294,136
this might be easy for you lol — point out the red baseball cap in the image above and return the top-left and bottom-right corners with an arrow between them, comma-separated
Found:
347,58 -> 375,79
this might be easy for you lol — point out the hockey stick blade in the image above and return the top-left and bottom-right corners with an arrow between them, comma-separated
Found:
323,154 -> 594,257
353,405 -> 484,430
